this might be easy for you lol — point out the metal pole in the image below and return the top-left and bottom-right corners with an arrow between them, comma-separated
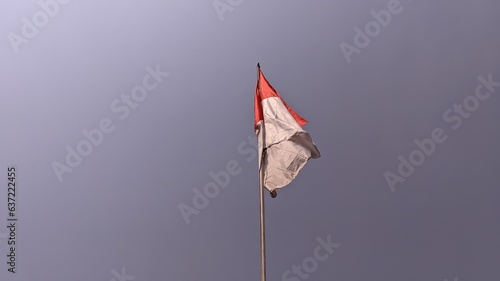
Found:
257,62 -> 266,281
259,164 -> 266,281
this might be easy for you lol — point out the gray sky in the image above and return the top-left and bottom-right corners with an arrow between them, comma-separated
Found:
1,0 -> 500,280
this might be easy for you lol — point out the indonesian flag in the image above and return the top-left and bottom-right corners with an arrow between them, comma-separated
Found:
254,65 -> 320,197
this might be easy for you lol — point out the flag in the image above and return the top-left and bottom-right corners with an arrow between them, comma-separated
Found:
254,65 -> 320,197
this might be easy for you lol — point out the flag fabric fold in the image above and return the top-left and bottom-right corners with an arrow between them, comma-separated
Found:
254,66 -> 320,195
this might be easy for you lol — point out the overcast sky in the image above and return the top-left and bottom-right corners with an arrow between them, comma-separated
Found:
1,0 -> 500,281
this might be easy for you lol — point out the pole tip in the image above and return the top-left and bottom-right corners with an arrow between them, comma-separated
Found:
257,63 -> 260,68
270,190 -> 277,198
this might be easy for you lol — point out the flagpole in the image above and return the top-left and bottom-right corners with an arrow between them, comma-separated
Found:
259,161 -> 266,281
257,62 -> 267,281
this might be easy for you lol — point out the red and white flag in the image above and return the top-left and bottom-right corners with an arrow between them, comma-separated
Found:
254,66 -> 320,196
